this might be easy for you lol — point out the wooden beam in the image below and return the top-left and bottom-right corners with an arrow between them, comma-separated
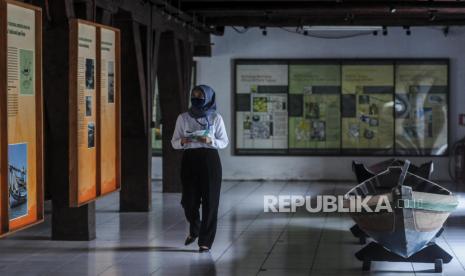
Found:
158,31 -> 188,193
40,0 -> 96,240
114,11 -> 152,211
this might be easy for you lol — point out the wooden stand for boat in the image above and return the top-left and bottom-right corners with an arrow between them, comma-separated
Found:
350,225 -> 369,244
355,239 -> 452,273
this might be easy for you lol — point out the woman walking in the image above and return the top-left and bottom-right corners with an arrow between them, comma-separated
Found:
171,85 -> 229,252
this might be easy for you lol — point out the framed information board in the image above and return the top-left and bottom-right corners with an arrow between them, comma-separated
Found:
341,61 -> 394,154
288,62 -> 341,154
0,0 -> 43,236
394,61 -> 448,155
233,59 -> 449,156
98,25 -> 121,196
235,60 -> 288,154
69,19 -> 121,207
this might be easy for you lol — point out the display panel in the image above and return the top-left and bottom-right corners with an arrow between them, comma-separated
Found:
288,63 -> 341,154
235,62 -> 288,154
69,19 -> 121,207
69,20 -> 97,206
98,26 -> 120,195
341,62 -> 394,154
394,61 -> 448,155
0,0 -> 43,236
233,59 -> 448,156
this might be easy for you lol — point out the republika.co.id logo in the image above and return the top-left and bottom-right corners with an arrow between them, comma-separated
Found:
262,195 -> 417,213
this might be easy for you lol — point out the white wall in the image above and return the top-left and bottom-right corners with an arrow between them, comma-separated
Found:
153,27 -> 465,181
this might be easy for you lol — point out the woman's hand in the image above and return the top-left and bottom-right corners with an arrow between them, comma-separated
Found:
197,136 -> 212,145
181,137 -> 191,146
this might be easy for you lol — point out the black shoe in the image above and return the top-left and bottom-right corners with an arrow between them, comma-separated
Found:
199,246 -> 210,253
184,235 -> 197,246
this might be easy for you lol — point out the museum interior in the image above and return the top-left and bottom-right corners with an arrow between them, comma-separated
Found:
2,0 -> 465,275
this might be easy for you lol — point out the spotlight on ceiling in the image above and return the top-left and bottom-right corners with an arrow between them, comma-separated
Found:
443,26 -> 449,37
404,26 -> 411,36
382,26 -> 388,36
389,6 -> 397,13
429,11 -> 437,21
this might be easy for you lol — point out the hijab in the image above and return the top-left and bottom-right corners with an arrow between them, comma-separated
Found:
188,85 -> 217,128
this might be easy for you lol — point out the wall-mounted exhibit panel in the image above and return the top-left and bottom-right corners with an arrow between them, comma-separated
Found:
0,0 -> 43,236
235,61 -> 289,154
341,62 -> 394,155
394,61 -> 448,155
288,62 -> 341,154
233,59 -> 449,156
69,19 -> 121,207
98,26 -> 121,196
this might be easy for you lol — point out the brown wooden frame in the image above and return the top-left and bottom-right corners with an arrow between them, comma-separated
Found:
69,19 -> 121,207
0,0 -> 44,237
96,24 -> 121,197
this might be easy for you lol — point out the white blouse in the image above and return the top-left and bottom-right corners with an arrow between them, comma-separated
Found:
171,112 -> 229,150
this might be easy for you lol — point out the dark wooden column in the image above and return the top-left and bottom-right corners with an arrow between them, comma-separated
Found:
114,12 -> 152,211
41,0 -> 96,240
158,32 -> 192,193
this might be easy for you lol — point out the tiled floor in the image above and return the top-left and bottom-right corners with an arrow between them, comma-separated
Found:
1,181 -> 465,275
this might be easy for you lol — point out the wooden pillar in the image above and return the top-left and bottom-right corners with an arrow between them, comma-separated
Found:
114,12 -> 152,211
41,0 -> 96,240
158,32 -> 192,193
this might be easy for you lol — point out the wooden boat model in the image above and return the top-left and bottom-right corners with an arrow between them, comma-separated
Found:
345,161 -> 458,258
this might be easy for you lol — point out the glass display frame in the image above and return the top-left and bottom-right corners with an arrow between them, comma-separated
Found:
233,59 -> 450,157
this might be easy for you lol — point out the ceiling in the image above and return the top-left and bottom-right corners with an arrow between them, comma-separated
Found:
174,0 -> 465,27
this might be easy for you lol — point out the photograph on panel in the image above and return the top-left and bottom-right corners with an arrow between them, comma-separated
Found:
108,61 -> 115,103
86,96 -> 92,116
85,58 -> 95,90
8,143 -> 28,220
88,122 -> 95,148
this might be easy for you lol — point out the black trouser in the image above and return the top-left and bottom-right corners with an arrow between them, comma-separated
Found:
181,148 -> 222,248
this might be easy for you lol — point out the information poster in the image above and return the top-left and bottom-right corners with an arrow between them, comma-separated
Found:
288,64 -> 341,154
235,63 -> 288,154
395,62 -> 448,155
74,22 -> 97,204
99,27 -> 119,195
3,1 -> 42,232
341,63 -> 394,154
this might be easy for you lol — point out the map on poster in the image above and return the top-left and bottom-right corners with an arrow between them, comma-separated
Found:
395,63 -> 448,155
288,64 -> 341,152
341,64 -> 394,153
235,64 -> 288,152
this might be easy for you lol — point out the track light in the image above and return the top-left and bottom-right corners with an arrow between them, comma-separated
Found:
382,26 -> 388,36
389,6 -> 397,13
344,13 -> 354,22
403,26 -> 411,36
429,11 -> 437,21
443,26 -> 449,37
